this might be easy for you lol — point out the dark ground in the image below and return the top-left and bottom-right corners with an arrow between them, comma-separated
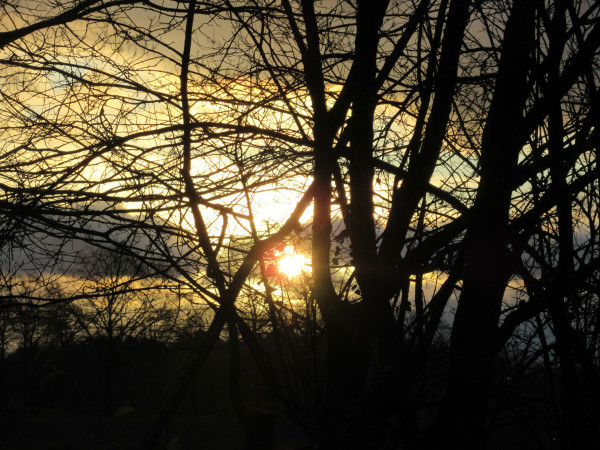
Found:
0,409 -> 312,449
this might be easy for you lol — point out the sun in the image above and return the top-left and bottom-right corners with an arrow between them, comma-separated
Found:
269,245 -> 311,279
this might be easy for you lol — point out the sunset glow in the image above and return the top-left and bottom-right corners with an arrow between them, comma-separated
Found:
273,246 -> 311,279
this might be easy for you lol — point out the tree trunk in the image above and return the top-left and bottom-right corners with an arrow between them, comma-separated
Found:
428,2 -> 536,448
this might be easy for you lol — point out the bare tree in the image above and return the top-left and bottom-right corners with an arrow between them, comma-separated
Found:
71,249 -> 173,413
1,0 -> 599,449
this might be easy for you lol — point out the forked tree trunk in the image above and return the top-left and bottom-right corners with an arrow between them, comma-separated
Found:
428,2 -> 536,448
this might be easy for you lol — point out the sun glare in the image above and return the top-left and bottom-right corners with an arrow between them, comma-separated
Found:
271,246 -> 311,279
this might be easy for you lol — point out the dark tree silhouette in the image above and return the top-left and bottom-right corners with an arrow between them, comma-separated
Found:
1,1 -> 599,449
